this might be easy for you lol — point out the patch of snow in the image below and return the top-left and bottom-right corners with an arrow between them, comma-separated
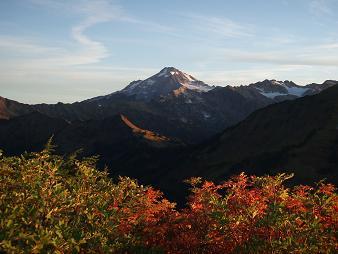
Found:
255,84 -> 308,99
183,83 -> 214,92
271,80 -> 282,85
259,91 -> 286,98
270,81 -> 309,97
170,71 -> 179,75
120,68 -> 214,98
282,85 -> 309,97
183,72 -> 196,81
255,87 -> 285,99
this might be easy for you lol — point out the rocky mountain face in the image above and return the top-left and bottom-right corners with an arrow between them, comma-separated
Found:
1,67 -> 335,144
0,96 -> 32,120
120,67 -> 214,100
232,79 -> 337,102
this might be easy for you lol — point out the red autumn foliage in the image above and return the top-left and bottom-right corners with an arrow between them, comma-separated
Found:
1,150 -> 337,253
142,173 -> 338,253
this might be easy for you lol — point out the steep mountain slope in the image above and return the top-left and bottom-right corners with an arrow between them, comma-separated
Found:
170,84 -> 338,186
0,112 -> 178,159
0,112 -> 177,148
0,96 -> 33,120
0,111 -> 185,199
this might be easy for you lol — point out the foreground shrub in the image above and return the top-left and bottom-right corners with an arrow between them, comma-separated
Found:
0,148 -> 337,253
0,148 -> 175,253
164,174 -> 337,253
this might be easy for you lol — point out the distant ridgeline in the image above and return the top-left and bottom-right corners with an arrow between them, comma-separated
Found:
0,68 -> 336,144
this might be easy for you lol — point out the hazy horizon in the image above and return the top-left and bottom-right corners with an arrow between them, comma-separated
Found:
1,0 -> 338,103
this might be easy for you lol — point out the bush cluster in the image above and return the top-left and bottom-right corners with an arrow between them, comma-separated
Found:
0,148 -> 337,253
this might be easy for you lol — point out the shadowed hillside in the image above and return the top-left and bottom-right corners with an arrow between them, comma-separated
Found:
171,84 -> 338,187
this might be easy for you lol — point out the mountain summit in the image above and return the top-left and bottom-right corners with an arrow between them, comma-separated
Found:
121,67 -> 214,100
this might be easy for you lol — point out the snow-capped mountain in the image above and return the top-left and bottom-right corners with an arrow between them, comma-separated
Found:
0,67 -> 336,144
248,79 -> 335,100
88,67 -> 335,104
120,67 -> 214,100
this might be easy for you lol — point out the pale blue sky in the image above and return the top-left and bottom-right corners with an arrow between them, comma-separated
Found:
0,0 -> 338,103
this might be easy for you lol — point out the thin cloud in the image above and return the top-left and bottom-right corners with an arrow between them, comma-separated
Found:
26,0 -> 124,65
0,36 -> 62,55
309,0 -> 333,16
218,44 -> 338,67
29,0 -> 66,9
317,43 -> 338,49
196,66 -> 305,85
195,64 -> 336,87
70,0 -> 125,63
23,0 -> 176,65
122,17 -> 178,35
181,13 -> 254,38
